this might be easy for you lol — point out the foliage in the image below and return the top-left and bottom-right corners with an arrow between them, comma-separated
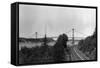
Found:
19,45 -> 55,64
78,30 -> 96,60
19,44 -> 71,64
19,34 -> 71,64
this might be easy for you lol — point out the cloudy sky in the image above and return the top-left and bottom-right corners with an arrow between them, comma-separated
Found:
19,4 -> 96,38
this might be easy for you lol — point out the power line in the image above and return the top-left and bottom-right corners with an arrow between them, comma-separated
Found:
74,30 -> 88,37
65,29 -> 72,34
28,28 -> 87,40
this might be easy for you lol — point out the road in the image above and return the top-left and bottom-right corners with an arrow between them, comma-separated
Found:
69,45 -> 90,61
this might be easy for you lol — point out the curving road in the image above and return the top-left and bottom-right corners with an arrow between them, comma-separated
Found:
69,46 -> 90,61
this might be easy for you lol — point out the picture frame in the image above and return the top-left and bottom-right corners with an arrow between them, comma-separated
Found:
11,2 -> 97,66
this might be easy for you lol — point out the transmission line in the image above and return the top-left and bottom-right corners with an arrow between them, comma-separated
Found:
74,30 -> 88,37
65,29 -> 72,34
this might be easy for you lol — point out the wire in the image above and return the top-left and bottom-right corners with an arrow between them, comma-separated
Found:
74,30 -> 88,37
65,29 -> 72,34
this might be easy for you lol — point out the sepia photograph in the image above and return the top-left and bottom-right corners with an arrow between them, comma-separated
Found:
18,3 -> 97,65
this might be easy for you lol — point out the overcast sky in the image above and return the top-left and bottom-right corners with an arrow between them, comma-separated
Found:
19,4 -> 96,38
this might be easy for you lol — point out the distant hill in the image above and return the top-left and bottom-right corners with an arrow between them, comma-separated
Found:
19,37 -> 55,43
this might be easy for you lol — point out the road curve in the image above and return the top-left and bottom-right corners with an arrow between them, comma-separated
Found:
70,46 -> 90,61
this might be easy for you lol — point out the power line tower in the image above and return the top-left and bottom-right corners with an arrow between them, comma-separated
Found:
72,28 -> 75,45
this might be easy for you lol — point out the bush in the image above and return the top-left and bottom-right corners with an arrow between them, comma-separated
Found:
78,30 -> 96,60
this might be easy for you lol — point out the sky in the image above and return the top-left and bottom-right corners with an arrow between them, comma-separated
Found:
19,4 -> 96,38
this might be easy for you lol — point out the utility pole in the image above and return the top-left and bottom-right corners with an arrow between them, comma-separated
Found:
35,32 -> 38,39
72,28 -> 74,45
44,34 -> 47,46
44,23 -> 47,46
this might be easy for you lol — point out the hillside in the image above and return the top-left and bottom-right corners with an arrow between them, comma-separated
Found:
78,30 -> 97,60
19,37 -> 55,43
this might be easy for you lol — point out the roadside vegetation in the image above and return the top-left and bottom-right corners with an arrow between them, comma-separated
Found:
78,30 -> 96,60
19,34 -> 70,64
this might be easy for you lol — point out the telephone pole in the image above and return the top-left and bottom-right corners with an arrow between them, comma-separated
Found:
44,23 -> 47,46
72,28 -> 74,45
35,32 -> 38,39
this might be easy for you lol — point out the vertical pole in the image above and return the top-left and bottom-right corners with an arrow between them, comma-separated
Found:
44,34 -> 47,46
44,24 -> 47,46
35,32 -> 37,39
72,28 -> 74,45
